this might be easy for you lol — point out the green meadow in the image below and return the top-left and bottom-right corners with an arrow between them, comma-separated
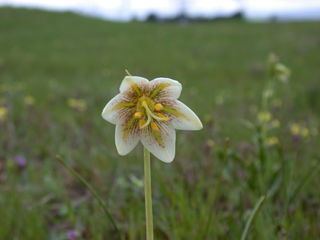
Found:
0,7 -> 319,240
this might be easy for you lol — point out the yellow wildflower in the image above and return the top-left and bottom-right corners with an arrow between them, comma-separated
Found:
274,63 -> 291,83
301,127 -> 309,138
24,95 -> 35,106
67,98 -> 87,112
266,136 -> 279,146
258,111 -> 272,123
268,53 -> 291,83
290,123 -> 301,136
263,88 -> 274,100
0,106 -> 8,122
270,119 -> 280,128
290,123 -> 310,139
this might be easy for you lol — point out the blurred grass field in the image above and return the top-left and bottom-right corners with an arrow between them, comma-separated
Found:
0,7 -> 320,240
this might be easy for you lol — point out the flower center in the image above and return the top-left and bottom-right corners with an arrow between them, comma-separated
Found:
134,96 -> 169,129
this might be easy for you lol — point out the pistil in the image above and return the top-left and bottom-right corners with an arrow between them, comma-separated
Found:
139,100 -> 169,129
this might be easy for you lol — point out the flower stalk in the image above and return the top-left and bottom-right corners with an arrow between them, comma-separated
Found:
101,74 -> 203,239
144,147 -> 154,240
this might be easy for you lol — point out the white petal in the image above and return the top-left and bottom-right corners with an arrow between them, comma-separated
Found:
119,76 -> 149,93
115,124 -> 140,156
141,125 -> 176,163
150,77 -> 182,99
170,100 -> 203,130
101,94 -> 125,124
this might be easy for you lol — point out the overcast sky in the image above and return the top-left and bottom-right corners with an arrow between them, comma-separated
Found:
1,0 -> 320,21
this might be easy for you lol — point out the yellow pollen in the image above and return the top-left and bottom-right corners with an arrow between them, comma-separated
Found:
151,122 -> 160,131
154,103 -> 164,111
134,111 -> 143,119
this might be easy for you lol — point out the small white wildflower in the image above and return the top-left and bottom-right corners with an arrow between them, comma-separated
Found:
102,76 -> 203,162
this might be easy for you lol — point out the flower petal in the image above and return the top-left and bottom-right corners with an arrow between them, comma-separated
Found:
115,124 -> 140,155
101,94 -> 125,124
150,77 -> 182,99
141,124 -> 176,163
169,100 -> 203,130
119,76 -> 149,93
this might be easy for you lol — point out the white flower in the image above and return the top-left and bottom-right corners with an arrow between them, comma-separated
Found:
102,76 -> 203,163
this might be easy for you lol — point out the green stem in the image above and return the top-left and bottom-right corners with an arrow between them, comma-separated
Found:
241,195 -> 266,240
144,148 -> 154,240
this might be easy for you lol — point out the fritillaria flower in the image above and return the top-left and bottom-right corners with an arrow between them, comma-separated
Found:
102,74 -> 202,239
102,76 -> 202,163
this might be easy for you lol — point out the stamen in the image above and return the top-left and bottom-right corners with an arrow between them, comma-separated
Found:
133,111 -> 143,119
139,100 -> 169,129
154,103 -> 164,111
151,122 -> 160,131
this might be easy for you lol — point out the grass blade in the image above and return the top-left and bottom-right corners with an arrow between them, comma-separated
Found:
288,156 -> 320,205
241,195 -> 266,240
55,155 -> 120,236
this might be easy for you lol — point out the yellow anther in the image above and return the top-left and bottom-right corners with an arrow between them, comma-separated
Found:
151,122 -> 160,131
134,111 -> 143,119
154,103 -> 164,111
